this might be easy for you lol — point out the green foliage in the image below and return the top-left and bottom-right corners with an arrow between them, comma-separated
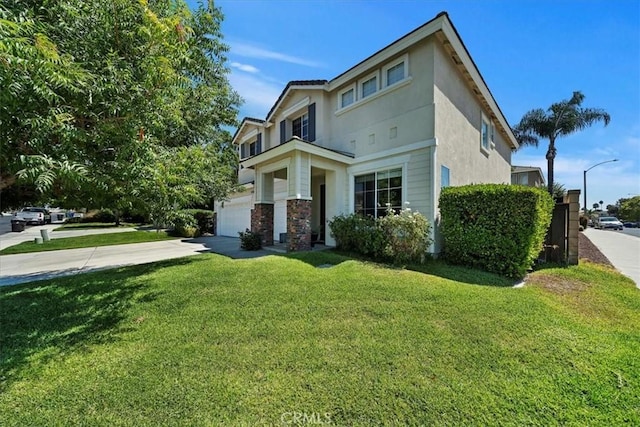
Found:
513,91 -> 610,194
172,211 -> 199,238
82,209 -> 116,224
182,209 -> 215,235
619,196 -> 640,221
329,206 -> 432,264
238,229 -> 262,251
439,184 -> 554,278
1,1 -> 240,211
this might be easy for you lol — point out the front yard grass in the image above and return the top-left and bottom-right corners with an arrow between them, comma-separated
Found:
0,253 -> 637,425
52,222 -> 144,230
0,231 -> 175,255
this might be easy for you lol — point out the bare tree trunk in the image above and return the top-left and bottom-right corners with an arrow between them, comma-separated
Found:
546,139 -> 557,195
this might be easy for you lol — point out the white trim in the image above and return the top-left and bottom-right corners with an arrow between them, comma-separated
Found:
282,96 -> 310,119
480,113 -> 491,155
430,143 -> 437,253
240,138 -> 354,169
259,157 -> 291,175
358,70 -> 379,99
241,129 -> 258,143
348,154 -> 410,176
382,53 -> 409,88
286,196 -> 313,201
337,84 -> 356,109
354,138 -> 435,164
335,77 -> 412,116
328,17 -> 442,90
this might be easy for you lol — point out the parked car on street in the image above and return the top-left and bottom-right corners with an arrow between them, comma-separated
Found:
623,221 -> 638,228
595,216 -> 623,230
14,207 -> 51,225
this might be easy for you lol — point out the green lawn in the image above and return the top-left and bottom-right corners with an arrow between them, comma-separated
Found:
0,253 -> 637,425
53,222 -> 145,230
0,231 -> 175,255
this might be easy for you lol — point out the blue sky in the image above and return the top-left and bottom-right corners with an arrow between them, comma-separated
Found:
190,0 -> 639,210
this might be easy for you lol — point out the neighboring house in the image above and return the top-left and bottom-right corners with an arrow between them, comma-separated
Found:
216,11 -> 518,253
511,166 -> 545,188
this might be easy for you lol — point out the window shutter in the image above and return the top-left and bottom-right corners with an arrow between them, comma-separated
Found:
257,133 -> 262,153
240,143 -> 246,159
308,103 -> 316,142
280,120 -> 286,143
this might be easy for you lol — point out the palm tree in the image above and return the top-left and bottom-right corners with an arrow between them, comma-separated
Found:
513,91 -> 610,195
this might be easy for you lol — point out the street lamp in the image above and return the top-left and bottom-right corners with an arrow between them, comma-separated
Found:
583,159 -> 618,214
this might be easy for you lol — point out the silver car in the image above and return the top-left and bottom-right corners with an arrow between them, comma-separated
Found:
596,216 -> 623,230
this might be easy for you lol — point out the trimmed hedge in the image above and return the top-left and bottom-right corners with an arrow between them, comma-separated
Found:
182,209 -> 215,235
439,184 -> 554,278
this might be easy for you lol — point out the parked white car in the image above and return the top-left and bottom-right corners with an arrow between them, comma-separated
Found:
596,216 -> 624,230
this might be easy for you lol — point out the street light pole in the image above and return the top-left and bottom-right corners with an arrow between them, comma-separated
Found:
583,159 -> 618,214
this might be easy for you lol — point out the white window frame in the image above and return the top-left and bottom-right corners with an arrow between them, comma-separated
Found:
338,84 -> 356,109
353,167 -> 404,217
441,165 -> 450,188
292,112 -> 309,141
382,53 -> 409,88
480,114 -> 490,154
359,71 -> 379,99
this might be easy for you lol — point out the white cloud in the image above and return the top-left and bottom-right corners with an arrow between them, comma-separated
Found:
229,72 -> 282,118
230,62 -> 260,74
230,41 -> 322,68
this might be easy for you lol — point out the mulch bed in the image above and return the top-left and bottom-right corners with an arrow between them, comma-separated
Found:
578,231 -> 614,267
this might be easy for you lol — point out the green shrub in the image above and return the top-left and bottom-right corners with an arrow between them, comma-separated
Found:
182,209 -> 214,234
329,205 -> 432,264
378,206 -> 433,264
82,209 -> 116,223
439,184 -> 554,278
172,211 -> 199,238
239,229 -> 262,250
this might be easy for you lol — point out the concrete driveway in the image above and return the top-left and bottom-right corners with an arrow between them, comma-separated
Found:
583,228 -> 640,288
0,226 -> 276,286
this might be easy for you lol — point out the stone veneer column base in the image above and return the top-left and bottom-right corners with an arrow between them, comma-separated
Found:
251,203 -> 274,246
287,199 -> 312,252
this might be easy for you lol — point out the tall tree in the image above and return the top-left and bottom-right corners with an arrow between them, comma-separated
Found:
513,92 -> 610,195
1,0 -> 241,212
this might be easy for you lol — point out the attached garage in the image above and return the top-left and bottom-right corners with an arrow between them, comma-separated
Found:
216,193 -> 252,237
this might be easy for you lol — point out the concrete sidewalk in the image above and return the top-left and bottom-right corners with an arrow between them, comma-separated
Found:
583,228 -> 640,288
0,235 -> 276,287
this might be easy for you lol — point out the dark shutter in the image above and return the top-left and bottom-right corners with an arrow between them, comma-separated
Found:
308,103 -> 316,142
280,120 -> 286,144
257,133 -> 262,153
240,143 -> 246,159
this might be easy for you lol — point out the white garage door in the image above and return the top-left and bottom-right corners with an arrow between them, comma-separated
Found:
217,196 -> 251,237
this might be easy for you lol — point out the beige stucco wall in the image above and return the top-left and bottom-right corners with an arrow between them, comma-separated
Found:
432,42 -> 512,193
325,40 -> 436,157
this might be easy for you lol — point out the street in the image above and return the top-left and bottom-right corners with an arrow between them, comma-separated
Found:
583,227 -> 640,288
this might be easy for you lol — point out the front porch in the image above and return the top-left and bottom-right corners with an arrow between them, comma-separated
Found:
241,137 -> 353,252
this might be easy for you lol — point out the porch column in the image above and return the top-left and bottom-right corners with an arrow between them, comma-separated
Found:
287,199 -> 312,252
566,189 -> 580,265
252,203 -> 274,246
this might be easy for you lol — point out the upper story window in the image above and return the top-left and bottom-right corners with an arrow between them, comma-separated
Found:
239,132 -> 262,159
481,118 -> 490,152
292,113 -> 309,140
382,54 -> 408,88
249,141 -> 257,157
361,73 -> 378,98
340,87 -> 355,108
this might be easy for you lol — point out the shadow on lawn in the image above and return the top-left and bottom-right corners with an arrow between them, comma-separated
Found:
0,256 -> 197,391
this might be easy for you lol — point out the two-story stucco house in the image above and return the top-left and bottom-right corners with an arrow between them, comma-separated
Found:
215,11 -> 518,252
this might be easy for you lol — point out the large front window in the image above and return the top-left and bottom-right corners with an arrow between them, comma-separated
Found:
354,168 -> 402,217
292,113 -> 309,140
